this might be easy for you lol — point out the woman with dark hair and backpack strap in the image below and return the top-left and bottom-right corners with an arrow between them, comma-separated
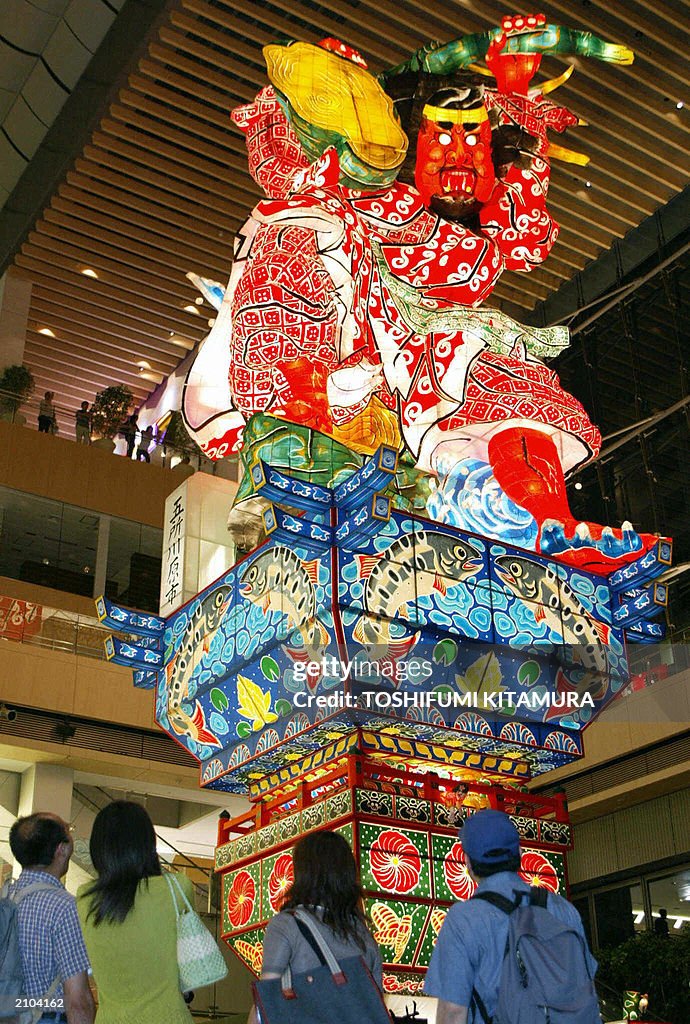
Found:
76,801 -> 195,1024
248,831 -> 384,1024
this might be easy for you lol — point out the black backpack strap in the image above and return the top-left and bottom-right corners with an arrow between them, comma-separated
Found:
288,911 -> 328,967
468,893 -> 516,1023
469,889 -> 532,1022
471,891 -> 517,916
470,988 -> 493,1024
528,886 -> 549,908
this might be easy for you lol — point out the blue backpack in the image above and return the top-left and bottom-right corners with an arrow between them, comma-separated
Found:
471,887 -> 602,1024
0,883 -> 23,1021
0,881 -> 60,1024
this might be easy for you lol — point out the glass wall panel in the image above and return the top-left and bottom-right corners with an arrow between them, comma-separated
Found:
594,883 -> 641,949
106,519 -> 162,613
57,505 -> 98,589
0,486 -> 95,597
0,486 -> 162,611
577,863 -> 690,950
648,870 -> 690,937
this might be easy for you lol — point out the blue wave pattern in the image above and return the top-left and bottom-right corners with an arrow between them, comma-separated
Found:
427,457 -> 539,549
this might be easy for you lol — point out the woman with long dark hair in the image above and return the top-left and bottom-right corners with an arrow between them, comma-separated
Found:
249,830 -> 382,1023
76,800 -> 195,1024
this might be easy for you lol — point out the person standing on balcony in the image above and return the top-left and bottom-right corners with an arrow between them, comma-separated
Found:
38,392 -> 56,434
136,425 -> 154,463
7,813 -> 95,1024
120,415 -> 138,459
74,403 -> 91,445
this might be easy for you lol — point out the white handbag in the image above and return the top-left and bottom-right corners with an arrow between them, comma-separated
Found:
165,873 -> 228,992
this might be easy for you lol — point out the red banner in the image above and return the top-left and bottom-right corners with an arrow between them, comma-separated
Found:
0,598 -> 42,641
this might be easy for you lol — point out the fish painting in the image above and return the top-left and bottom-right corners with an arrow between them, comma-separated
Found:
239,547 -> 329,682
494,554 -> 611,707
165,585 -> 232,747
352,530 -> 483,677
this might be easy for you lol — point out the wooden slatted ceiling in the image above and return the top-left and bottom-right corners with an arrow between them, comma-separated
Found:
12,0 -> 690,410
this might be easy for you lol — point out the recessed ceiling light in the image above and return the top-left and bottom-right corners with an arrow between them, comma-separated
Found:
677,101 -> 685,110
574,482 -> 583,490
38,327 -> 56,337
183,304 -> 200,315
585,180 -> 592,188
139,369 -> 165,384
135,360 -> 164,384
194,296 -> 204,305
81,268 -> 98,279
207,318 -> 216,328
169,335 -> 195,350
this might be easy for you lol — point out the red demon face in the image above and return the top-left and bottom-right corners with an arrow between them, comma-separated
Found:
415,87 -> 496,222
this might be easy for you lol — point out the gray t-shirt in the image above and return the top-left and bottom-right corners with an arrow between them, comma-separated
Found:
261,908 -> 383,991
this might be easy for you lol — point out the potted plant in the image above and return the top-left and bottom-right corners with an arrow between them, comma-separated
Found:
0,364 -> 35,424
597,930 -> 690,1023
162,410 -> 201,467
90,383 -> 134,451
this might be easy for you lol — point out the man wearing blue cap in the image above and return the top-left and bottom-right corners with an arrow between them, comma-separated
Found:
425,809 -> 598,1024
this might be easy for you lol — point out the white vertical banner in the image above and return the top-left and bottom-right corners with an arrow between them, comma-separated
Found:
160,480 -> 188,616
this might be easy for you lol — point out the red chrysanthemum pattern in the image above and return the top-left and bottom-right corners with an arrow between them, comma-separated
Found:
227,869 -> 256,928
519,851 -> 560,893
370,829 -> 422,893
268,853 -> 294,912
443,842 -> 477,901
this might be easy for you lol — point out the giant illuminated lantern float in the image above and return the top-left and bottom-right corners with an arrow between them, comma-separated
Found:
100,14 -> 672,998
181,13 -> 656,571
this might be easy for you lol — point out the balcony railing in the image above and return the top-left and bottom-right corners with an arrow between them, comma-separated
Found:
0,597 -> 111,660
0,387 -> 239,481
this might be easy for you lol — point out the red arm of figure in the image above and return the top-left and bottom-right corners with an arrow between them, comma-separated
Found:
479,157 -> 558,272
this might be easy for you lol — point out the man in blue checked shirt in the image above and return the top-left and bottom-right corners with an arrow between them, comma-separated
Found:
424,810 -> 598,1024
8,814 -> 95,1024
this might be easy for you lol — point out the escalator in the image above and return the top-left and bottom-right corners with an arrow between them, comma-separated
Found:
597,978 -> 669,1023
